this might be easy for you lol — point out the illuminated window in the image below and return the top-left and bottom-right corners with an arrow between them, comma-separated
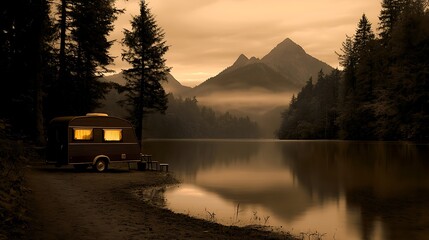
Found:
73,128 -> 93,140
103,129 -> 122,141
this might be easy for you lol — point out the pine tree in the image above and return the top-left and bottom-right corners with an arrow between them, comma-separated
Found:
121,0 -> 170,141
378,0 -> 405,40
0,0 -> 53,142
354,14 -> 376,103
337,14 -> 377,139
33,0 -> 55,144
387,0 -> 429,139
48,0 -> 120,117
337,35 -> 356,92
354,14 -> 375,62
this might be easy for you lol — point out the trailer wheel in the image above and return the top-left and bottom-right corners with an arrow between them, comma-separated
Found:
93,159 -> 108,172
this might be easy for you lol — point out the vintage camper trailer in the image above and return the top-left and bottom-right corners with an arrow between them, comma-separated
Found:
47,113 -> 142,172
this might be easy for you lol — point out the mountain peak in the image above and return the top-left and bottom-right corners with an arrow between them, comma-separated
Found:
261,38 -> 333,85
233,54 -> 249,67
272,38 -> 306,55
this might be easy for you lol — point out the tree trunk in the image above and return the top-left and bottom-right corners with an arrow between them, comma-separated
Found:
59,0 -> 66,81
35,67 -> 45,145
34,0 -> 46,145
136,78 -> 144,143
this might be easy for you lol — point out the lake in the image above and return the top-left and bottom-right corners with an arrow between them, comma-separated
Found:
142,139 -> 429,240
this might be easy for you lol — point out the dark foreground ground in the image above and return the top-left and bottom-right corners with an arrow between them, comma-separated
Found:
23,162 -> 298,240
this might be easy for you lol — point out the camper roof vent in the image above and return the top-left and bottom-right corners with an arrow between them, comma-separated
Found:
86,113 -> 108,117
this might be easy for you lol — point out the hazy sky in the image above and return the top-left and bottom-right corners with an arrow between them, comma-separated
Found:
110,0 -> 382,87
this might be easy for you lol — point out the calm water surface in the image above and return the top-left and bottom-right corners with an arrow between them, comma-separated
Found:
143,140 -> 429,240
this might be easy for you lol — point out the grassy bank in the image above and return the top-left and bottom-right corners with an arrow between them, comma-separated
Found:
0,121 -> 32,239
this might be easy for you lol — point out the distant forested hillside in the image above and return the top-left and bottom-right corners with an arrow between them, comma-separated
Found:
97,74 -> 260,139
277,70 -> 341,139
278,0 -> 429,141
143,95 -> 259,139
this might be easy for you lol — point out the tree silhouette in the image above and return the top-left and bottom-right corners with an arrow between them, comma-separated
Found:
121,0 -> 170,142
48,0 -> 120,118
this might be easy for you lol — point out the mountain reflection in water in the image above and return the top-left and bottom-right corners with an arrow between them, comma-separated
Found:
143,140 -> 429,240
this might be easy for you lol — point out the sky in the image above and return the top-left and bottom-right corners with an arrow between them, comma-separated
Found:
109,0 -> 382,87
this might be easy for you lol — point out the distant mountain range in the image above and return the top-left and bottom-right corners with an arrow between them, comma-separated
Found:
98,38 -> 334,137
103,72 -> 190,96
187,38 -> 333,97
101,38 -> 332,98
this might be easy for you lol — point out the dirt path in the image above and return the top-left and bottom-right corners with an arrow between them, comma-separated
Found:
24,164 -> 295,240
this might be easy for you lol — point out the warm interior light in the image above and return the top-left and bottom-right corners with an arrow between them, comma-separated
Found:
73,128 -> 93,140
103,129 -> 122,141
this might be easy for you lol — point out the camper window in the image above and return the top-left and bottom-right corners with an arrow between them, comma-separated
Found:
73,128 -> 93,140
103,129 -> 122,142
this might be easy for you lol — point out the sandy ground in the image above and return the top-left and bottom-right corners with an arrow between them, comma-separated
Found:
24,162 -> 296,240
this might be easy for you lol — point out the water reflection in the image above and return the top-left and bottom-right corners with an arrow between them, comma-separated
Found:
281,141 -> 429,240
143,140 -> 429,240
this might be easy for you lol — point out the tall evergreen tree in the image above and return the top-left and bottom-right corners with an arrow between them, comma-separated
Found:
351,15 -> 376,98
386,0 -> 429,139
337,35 -> 356,93
337,14 -> 377,139
121,0 -> 170,142
379,0 -> 405,40
32,0 -> 55,144
48,0 -> 120,118
0,0 -> 53,142
354,14 -> 375,62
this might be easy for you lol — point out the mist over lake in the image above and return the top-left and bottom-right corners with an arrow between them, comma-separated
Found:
143,139 -> 429,240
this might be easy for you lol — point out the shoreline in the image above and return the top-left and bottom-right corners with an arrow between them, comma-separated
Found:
23,163 -> 298,240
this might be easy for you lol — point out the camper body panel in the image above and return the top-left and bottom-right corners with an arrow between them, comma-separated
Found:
47,115 -> 142,168
68,142 -> 141,164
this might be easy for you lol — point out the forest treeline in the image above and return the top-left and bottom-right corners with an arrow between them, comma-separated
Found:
1,0 -> 122,143
143,95 -> 259,138
278,0 -> 429,141
0,0 -> 176,143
